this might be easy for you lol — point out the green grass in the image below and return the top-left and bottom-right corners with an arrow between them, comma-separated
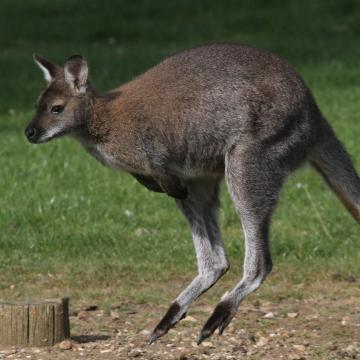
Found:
0,0 -> 359,301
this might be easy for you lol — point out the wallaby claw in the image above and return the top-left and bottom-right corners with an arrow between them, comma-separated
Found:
148,332 -> 159,345
198,300 -> 234,343
148,302 -> 186,344
196,333 -> 206,346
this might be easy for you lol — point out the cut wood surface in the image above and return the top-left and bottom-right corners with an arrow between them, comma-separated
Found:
0,298 -> 70,347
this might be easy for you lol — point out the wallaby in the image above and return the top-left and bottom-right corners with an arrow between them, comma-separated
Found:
25,44 -> 360,344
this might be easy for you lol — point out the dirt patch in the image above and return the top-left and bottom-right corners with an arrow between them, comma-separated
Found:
0,285 -> 359,360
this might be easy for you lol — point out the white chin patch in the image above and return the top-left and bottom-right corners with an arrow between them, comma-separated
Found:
39,127 -> 64,142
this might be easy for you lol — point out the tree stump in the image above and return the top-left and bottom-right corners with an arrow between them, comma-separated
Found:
0,298 -> 70,347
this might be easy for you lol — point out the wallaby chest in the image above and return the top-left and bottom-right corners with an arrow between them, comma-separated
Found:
82,141 -> 144,174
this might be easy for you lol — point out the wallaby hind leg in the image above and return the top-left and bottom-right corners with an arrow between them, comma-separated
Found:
199,145 -> 285,343
149,178 -> 229,344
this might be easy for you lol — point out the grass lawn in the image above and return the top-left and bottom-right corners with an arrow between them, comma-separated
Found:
0,0 -> 359,307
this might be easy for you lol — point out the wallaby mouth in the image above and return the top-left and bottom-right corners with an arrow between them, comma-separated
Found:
24,125 -> 46,144
25,124 -> 71,144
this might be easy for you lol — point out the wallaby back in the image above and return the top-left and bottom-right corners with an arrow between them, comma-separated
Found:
309,120 -> 360,224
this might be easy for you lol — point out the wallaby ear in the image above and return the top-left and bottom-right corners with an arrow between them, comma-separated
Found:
33,54 -> 60,83
64,55 -> 88,94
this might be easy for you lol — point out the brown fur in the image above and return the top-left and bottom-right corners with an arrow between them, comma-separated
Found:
26,44 -> 360,344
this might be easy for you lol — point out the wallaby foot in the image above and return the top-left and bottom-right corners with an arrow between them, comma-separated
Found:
148,302 -> 187,345
198,299 -> 235,344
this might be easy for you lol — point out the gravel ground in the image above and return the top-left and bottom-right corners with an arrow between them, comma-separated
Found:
0,291 -> 359,360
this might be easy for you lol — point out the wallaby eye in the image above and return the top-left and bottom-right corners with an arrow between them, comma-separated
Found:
51,105 -> 64,114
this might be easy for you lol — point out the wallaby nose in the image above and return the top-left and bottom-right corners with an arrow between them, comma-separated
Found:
25,126 -> 37,140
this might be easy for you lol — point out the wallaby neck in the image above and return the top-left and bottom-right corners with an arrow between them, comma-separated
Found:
74,89 -> 149,174
74,86 -> 116,145
83,95 -> 111,143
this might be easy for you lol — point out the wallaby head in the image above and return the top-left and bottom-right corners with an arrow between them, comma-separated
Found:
25,54 -> 94,144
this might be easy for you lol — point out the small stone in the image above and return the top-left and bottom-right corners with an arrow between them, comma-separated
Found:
100,349 -> 112,353
263,312 -> 275,319
345,344 -> 356,352
96,309 -> 105,317
111,311 -> 120,320
128,348 -> 142,357
341,316 -> 350,325
77,310 -> 88,320
140,329 -> 151,337
84,305 -> 98,311
59,340 -> 72,350
182,315 -> 197,323
202,341 -> 214,347
256,337 -> 269,347
293,344 -> 306,352
229,337 -> 239,344
287,312 -> 299,319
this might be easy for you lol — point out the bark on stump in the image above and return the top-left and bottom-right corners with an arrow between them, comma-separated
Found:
0,298 -> 70,347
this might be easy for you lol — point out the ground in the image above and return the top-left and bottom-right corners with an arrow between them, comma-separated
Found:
0,1 -> 360,359
0,274 -> 359,360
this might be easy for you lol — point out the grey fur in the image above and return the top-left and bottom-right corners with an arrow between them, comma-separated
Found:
25,44 -> 360,344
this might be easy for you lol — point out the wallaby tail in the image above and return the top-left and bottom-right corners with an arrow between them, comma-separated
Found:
309,121 -> 360,224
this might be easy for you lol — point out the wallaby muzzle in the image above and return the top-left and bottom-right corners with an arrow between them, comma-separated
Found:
24,121 -> 45,143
